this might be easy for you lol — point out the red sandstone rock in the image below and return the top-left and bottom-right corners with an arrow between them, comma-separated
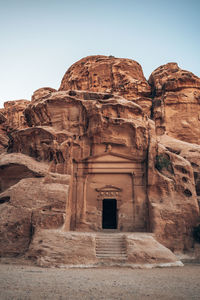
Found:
0,110 -> 9,154
0,205 -> 32,256
59,55 -> 152,116
0,56 -> 200,265
0,153 -> 70,256
21,90 -> 149,166
0,111 -> 6,124
147,123 -> 199,251
3,100 -> 30,131
27,231 -> 181,267
159,134 -> 200,205
31,87 -> 57,102
149,63 -> 200,143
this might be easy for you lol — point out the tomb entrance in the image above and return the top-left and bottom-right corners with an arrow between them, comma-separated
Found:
70,152 -> 148,232
102,198 -> 117,229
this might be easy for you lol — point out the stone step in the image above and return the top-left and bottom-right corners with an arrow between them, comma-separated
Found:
96,243 -> 126,248
95,234 -> 127,260
96,254 -> 127,258
96,253 -> 127,256
96,248 -> 126,251
96,247 -> 126,250
97,247 -> 125,250
97,251 -> 126,254
96,238 -> 125,241
96,244 -> 126,248
96,236 -> 124,238
96,241 -> 125,244
96,239 -> 125,243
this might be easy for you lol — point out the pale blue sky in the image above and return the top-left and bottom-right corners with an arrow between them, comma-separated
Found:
0,0 -> 200,107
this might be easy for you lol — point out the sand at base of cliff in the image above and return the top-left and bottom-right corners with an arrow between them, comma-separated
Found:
0,263 -> 200,300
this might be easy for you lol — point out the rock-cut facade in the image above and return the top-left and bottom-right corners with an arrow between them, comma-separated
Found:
0,55 -> 200,267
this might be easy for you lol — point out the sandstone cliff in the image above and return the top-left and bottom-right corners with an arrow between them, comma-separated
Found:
149,63 -> 200,143
59,55 -> 152,116
0,55 -> 199,265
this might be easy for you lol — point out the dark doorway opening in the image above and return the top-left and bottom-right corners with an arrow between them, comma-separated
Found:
102,199 -> 117,229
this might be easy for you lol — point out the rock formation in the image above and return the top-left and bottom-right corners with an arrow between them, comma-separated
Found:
149,63 -> 200,143
0,55 -> 199,267
0,110 -> 9,155
59,55 -> 152,116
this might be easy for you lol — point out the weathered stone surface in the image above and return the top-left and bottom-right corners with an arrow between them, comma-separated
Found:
159,134 -> 200,205
0,129 -> 9,154
17,90 -> 149,168
0,204 -> 32,256
31,87 -> 57,102
0,153 -> 48,192
27,230 -> 97,267
0,153 -> 70,256
147,123 -> 199,251
0,111 -> 9,154
126,233 -> 180,264
149,63 -> 200,143
0,55 -> 200,266
3,100 -> 30,130
59,55 -> 152,116
26,231 -> 181,267
0,111 -> 6,124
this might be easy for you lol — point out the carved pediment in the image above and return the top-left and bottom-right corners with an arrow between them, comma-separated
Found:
96,185 -> 122,192
79,152 -> 136,163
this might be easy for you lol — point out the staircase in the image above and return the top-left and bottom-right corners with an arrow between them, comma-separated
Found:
95,234 -> 127,261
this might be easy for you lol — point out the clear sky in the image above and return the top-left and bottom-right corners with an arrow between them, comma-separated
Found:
0,0 -> 200,108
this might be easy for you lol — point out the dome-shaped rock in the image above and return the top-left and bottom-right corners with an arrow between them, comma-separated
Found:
59,55 -> 152,115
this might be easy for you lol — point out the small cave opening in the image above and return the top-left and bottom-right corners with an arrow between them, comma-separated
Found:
0,196 -> 10,204
183,189 -> 192,197
69,90 -> 77,96
191,162 -> 198,167
182,177 -> 188,183
175,165 -> 188,174
166,147 -> 181,155
103,94 -> 113,100
194,172 -> 200,196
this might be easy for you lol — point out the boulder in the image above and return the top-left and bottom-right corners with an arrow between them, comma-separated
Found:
0,153 -> 70,256
0,204 -> 32,256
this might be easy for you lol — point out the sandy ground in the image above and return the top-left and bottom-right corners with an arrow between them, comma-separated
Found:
0,263 -> 200,300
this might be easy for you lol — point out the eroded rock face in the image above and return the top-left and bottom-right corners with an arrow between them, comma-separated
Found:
3,100 -> 30,130
0,55 -> 200,264
31,87 -> 57,102
147,124 -> 199,251
0,111 -> 9,154
0,100 -> 30,155
59,55 -> 152,116
15,90 -> 149,167
149,63 -> 200,143
0,205 -> 32,256
159,134 -> 200,205
0,154 -> 70,256
26,231 -> 180,267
